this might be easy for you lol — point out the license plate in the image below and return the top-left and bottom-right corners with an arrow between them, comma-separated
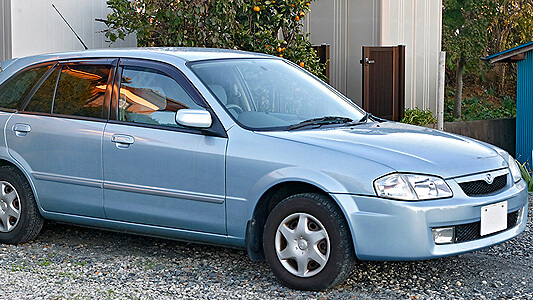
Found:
480,201 -> 507,236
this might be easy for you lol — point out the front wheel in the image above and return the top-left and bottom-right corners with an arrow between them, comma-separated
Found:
263,193 -> 355,290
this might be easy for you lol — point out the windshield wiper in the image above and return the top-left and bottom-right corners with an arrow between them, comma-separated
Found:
357,112 -> 387,123
358,112 -> 370,123
286,116 -> 353,131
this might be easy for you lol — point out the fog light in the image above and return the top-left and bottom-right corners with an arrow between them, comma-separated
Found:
432,227 -> 454,244
518,207 -> 525,222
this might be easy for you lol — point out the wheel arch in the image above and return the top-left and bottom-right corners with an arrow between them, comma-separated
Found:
245,180 -> 357,261
0,157 -> 41,211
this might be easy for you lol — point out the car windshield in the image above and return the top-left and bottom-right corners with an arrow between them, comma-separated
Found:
189,59 -> 366,130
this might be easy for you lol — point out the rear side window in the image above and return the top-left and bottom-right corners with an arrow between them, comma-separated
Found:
0,64 -> 52,110
24,64 -> 112,119
53,64 -> 111,119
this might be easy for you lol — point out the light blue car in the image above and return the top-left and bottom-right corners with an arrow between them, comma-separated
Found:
0,48 -> 528,290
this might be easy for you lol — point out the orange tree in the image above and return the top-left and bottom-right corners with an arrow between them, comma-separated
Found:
103,0 -> 325,79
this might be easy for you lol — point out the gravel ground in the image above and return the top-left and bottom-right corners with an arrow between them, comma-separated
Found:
0,196 -> 531,300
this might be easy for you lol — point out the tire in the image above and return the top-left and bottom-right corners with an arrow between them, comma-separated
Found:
263,193 -> 355,290
0,165 -> 43,244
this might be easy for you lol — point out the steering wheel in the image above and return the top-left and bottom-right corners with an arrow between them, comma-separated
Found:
226,104 -> 243,115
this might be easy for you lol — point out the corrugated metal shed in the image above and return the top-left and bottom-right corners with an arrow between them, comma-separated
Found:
485,42 -> 533,165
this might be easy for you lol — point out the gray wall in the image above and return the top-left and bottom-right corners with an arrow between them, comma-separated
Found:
0,0 -> 12,61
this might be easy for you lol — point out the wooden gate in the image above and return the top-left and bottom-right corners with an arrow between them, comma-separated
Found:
312,44 -> 330,83
361,45 -> 405,121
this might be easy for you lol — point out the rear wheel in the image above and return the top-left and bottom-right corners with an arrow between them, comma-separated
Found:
263,193 -> 355,290
0,166 -> 43,244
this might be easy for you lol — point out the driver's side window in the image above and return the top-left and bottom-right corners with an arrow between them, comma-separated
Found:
118,66 -> 203,127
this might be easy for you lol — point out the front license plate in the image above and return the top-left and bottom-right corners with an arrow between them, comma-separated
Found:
480,201 -> 508,236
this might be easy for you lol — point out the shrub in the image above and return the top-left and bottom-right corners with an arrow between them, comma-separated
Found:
443,89 -> 516,122
103,0 -> 325,79
518,161 -> 533,192
401,108 -> 437,126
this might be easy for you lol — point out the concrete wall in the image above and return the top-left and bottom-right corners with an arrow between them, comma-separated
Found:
442,118 -> 516,156
305,0 -> 442,112
6,0 -> 136,59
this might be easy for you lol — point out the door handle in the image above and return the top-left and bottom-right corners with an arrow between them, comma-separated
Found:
13,123 -> 32,136
111,134 -> 135,149
363,57 -> 375,66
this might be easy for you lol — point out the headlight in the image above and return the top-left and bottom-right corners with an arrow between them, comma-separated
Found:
374,173 -> 453,201
495,149 -> 522,183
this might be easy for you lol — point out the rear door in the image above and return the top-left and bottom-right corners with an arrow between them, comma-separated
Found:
102,59 -> 227,234
6,59 -> 116,217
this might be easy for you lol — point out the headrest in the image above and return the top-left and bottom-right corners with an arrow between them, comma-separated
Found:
209,85 -> 227,105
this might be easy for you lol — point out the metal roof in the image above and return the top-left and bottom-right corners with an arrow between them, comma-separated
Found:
484,41 -> 533,63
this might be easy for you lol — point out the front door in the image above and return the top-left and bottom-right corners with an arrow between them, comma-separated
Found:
102,59 -> 227,234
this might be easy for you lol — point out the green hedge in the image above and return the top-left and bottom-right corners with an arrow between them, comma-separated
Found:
103,0 -> 325,79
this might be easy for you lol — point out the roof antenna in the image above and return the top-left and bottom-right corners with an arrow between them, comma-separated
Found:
51,4 -> 89,50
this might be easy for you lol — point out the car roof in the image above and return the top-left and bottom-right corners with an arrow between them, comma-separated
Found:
149,47 -> 273,61
0,47 -> 274,79
11,47 -> 271,65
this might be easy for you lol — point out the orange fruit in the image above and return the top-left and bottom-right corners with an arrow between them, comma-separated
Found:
300,11 -> 305,16
253,6 -> 260,12
299,62 -> 305,67
295,15 -> 300,21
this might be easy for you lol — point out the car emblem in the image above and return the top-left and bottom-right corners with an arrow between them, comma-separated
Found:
485,173 -> 493,184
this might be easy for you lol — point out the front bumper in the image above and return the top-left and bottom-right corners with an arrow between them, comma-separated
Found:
335,179 -> 528,261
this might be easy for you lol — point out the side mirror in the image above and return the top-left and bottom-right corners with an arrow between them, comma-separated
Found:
176,109 -> 212,128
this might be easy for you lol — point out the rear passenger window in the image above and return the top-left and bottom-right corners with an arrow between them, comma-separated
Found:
53,65 -> 111,119
24,64 -> 112,119
118,66 -> 203,127
0,64 -> 52,110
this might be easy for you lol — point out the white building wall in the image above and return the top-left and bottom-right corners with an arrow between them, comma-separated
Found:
305,0 -> 442,112
304,0 -> 381,106
381,0 -> 443,112
0,0 -> 12,61
6,0 -> 441,112
9,0 -> 136,59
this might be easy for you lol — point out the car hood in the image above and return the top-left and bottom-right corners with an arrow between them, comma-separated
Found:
257,122 -> 507,179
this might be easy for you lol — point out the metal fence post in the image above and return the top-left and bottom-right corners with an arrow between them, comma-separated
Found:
437,51 -> 446,131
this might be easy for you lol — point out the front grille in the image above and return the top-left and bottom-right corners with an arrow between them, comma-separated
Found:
458,174 -> 507,196
454,210 -> 521,243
